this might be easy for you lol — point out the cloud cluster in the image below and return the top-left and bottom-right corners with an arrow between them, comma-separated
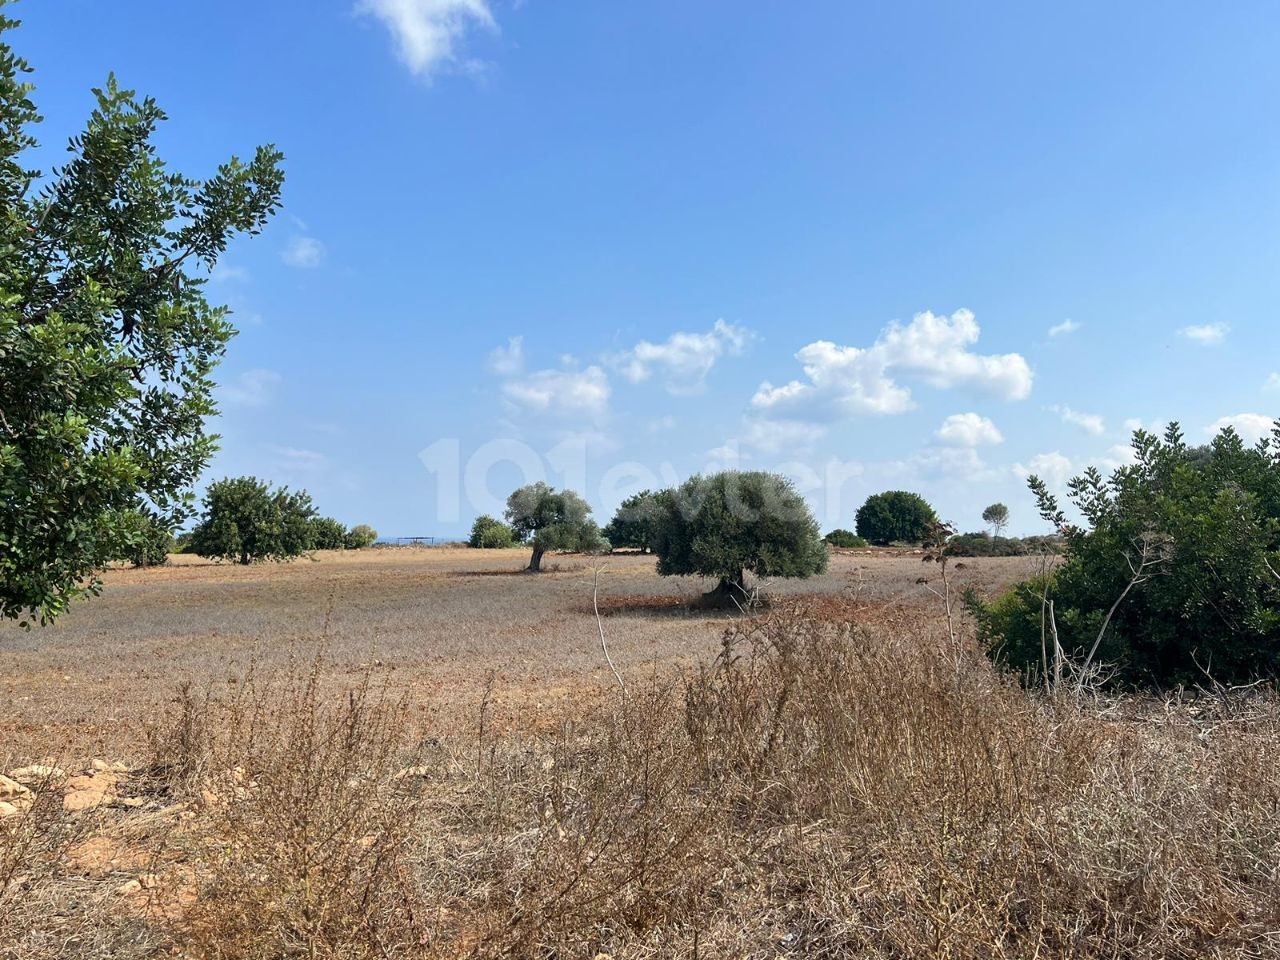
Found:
936,412 -> 1003,447
357,0 -> 494,78
1206,413 -> 1274,445
282,235 -> 325,269
222,369 -> 283,408
611,320 -> 752,394
1048,319 -> 1079,338
751,309 -> 1032,420
1179,323 -> 1229,345
492,321 -> 755,427
1051,405 -> 1106,436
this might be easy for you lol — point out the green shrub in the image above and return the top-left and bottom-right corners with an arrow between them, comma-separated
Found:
189,477 -> 316,565
344,524 -> 378,550
946,532 -> 1062,557
823,529 -> 868,549
112,510 -> 175,568
855,491 -> 938,545
973,422 -> 1280,688
468,515 -> 515,549
310,516 -> 349,550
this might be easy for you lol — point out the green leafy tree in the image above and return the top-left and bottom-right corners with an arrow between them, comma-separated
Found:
602,490 -> 668,553
982,502 -> 1010,538
823,528 -> 868,549
111,509 -> 174,568
344,524 -> 378,550
310,516 -> 348,550
189,477 -> 316,565
468,514 -> 515,549
651,471 -> 827,605
504,483 -> 607,572
855,490 -> 939,545
973,422 -> 1280,688
0,13 -> 283,623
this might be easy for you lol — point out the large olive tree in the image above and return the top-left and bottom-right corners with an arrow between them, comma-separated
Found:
0,10 -> 283,623
651,471 -> 827,606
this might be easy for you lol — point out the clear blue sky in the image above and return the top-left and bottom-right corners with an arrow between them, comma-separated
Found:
19,1 -> 1280,536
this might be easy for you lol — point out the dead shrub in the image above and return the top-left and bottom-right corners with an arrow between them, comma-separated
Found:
152,657 -> 432,958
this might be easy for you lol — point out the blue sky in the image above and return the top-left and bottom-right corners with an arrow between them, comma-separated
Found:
20,1 -> 1280,536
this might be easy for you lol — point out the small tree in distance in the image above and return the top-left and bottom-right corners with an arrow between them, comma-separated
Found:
344,524 -> 378,550
469,515 -> 515,549
505,483 -> 607,572
651,471 -> 827,606
310,516 -> 348,550
602,490 -> 668,553
982,502 -> 1010,538
190,477 -> 316,565
855,491 -> 938,545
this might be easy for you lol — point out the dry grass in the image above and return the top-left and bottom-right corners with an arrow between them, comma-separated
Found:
4,549 -> 1279,957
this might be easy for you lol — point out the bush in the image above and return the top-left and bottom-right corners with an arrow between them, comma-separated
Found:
823,528 -> 868,549
855,490 -> 938,545
651,471 -> 827,604
344,524 -> 378,550
945,532 -> 1062,557
189,477 -> 316,565
469,515 -> 515,549
112,510 -> 174,567
973,422 -> 1280,688
310,516 -> 348,550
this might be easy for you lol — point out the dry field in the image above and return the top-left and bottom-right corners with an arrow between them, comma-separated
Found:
4,548 -> 1280,959
0,546 -> 1025,757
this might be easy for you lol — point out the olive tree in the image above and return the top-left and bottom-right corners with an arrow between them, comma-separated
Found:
189,477 -> 316,565
504,482 -> 607,572
0,12 -> 283,623
651,471 -> 827,606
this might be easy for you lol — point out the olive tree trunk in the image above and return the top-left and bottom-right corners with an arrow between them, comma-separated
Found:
527,545 -> 545,573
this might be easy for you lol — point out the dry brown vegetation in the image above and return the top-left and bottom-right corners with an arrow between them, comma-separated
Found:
3,548 -> 1279,958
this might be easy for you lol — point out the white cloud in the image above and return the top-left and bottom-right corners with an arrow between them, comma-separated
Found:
210,262 -> 249,283
1205,413 -> 1275,445
1051,404 -> 1106,436
221,369 -> 282,408
752,309 -> 1032,420
936,412 -> 1003,447
1014,451 -> 1073,489
357,0 -> 494,78
1048,319 -> 1079,338
1179,322 -> 1228,345
487,336 -> 524,375
738,417 -> 827,455
1264,373 -> 1280,391
611,320 -> 753,394
647,415 -> 677,433
501,364 -> 610,422
269,445 -> 328,473
282,235 -> 325,268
